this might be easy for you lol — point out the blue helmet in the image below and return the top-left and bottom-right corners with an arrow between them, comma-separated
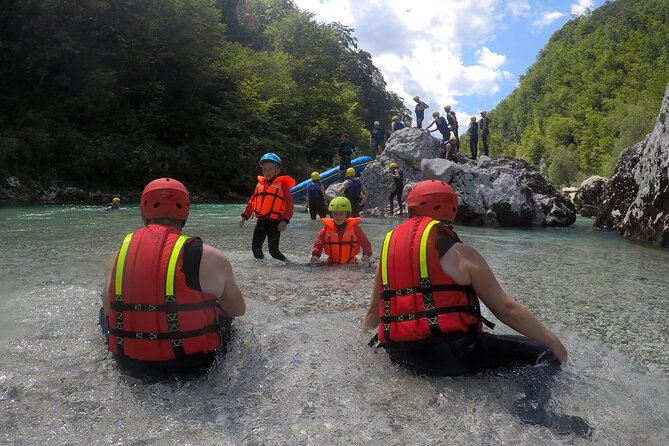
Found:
259,152 -> 281,165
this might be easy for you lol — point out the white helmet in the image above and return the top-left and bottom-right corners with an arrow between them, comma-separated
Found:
373,121 -> 380,126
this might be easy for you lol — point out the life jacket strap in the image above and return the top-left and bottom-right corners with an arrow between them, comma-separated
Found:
109,300 -> 218,312
108,324 -> 220,341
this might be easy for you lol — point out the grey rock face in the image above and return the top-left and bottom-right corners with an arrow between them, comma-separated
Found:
574,176 -> 609,217
595,83 -> 669,247
357,128 -> 575,226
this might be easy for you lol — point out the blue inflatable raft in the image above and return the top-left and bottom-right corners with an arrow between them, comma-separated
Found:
290,156 -> 374,199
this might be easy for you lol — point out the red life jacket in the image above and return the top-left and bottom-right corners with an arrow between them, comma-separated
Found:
106,224 -> 222,361
321,217 -> 362,264
377,216 -> 491,344
253,175 -> 296,220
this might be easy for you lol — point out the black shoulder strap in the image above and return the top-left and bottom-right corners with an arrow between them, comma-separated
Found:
181,238 -> 203,291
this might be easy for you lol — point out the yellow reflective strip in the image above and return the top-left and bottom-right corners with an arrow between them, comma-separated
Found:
419,220 -> 441,279
165,235 -> 190,296
114,233 -> 134,296
380,230 -> 394,286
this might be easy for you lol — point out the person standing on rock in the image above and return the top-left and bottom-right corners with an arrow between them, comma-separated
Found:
391,116 -> 405,133
339,134 -> 357,175
480,111 -> 490,156
387,162 -> 405,216
371,121 -> 387,156
445,105 -> 459,146
426,111 -> 451,145
413,96 -> 429,128
468,116 -> 479,159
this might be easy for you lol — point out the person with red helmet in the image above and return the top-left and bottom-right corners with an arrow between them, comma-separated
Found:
363,179 -> 568,371
100,178 -> 245,378
362,180 -> 591,435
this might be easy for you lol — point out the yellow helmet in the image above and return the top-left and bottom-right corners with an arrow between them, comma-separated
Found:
112,197 -> 121,203
310,171 -> 320,181
449,135 -> 457,141
471,116 -> 477,121
444,105 -> 451,111
345,167 -> 356,178
389,162 -> 398,169
328,196 -> 352,212
432,111 -> 440,117
481,110 -> 487,116
391,115 -> 399,121
413,96 -> 420,101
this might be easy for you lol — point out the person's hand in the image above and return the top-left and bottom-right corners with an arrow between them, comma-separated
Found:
550,340 -> 569,365
310,255 -> 320,263
239,218 -> 246,228
361,254 -> 370,264
278,221 -> 287,232
362,310 -> 377,332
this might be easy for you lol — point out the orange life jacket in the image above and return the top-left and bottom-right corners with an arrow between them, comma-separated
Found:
321,217 -> 362,264
253,175 -> 296,220
107,224 -> 222,361
377,216 -> 492,344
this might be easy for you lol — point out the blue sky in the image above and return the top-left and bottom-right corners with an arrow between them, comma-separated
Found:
293,0 -> 604,125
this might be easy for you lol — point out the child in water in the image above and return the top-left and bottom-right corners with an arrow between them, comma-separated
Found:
310,196 -> 372,265
239,152 -> 295,261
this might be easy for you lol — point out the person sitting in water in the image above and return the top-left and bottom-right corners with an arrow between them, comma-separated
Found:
363,179 -> 567,373
99,178 -> 245,377
339,167 -> 368,217
362,180 -> 592,436
310,197 -> 372,265
106,197 -> 121,210
306,171 -> 327,220
363,180 -> 592,436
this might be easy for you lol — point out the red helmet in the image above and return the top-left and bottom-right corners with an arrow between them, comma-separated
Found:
140,178 -> 190,221
406,180 -> 458,222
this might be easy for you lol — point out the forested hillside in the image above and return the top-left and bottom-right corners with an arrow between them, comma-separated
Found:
490,0 -> 669,185
0,0 -> 408,197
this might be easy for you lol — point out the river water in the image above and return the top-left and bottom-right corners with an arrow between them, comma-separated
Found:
0,203 -> 668,445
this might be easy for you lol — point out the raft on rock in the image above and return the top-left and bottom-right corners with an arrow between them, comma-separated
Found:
290,156 -> 373,200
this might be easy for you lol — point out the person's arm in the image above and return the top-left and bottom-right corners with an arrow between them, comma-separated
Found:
363,264 -> 382,330
278,181 -> 294,231
239,190 -> 256,227
360,184 -> 368,205
311,227 -> 326,262
338,180 -> 349,196
355,225 -> 372,263
200,244 -> 245,317
100,253 -> 116,312
388,170 -> 399,179
443,244 -> 568,363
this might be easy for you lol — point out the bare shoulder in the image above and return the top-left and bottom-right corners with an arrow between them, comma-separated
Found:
440,242 -> 490,285
201,243 -> 231,269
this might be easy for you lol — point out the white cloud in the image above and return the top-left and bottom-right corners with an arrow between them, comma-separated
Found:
292,0 -> 510,123
571,0 -> 594,16
532,11 -> 566,29
506,0 -> 531,17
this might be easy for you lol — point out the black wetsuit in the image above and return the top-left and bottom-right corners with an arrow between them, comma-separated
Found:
252,219 -> 286,261
480,116 -> 490,156
469,121 -> 479,159
99,239 -> 232,380
389,169 -> 404,214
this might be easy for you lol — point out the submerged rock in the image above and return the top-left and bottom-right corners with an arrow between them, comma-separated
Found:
357,127 -> 575,226
595,83 -> 669,247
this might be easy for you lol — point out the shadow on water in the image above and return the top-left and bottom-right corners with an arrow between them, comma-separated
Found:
1,204 -> 668,444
